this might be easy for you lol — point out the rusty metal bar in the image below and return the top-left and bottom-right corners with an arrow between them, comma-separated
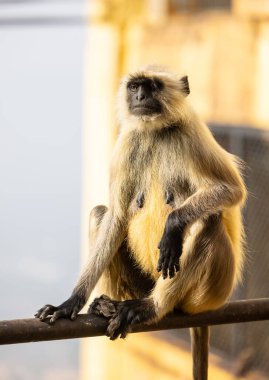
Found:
1,298 -> 269,345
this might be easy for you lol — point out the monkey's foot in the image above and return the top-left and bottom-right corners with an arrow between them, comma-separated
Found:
35,294 -> 85,324
88,295 -> 118,318
89,296 -> 156,340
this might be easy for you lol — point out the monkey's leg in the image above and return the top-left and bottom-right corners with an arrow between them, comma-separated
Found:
35,205 -> 126,324
91,214 -> 234,345
153,215 -> 234,380
155,214 -> 235,316
89,242 -> 155,321
96,240 -> 156,301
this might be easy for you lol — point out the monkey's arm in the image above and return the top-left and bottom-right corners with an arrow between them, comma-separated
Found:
35,211 -> 126,323
158,181 -> 244,278
158,130 -> 246,280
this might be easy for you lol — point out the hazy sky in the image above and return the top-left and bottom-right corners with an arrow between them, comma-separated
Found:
0,1 -> 86,379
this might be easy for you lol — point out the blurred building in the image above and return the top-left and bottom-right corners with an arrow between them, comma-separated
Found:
81,0 -> 269,379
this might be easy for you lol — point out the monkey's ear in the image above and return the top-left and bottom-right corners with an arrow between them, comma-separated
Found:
180,76 -> 190,96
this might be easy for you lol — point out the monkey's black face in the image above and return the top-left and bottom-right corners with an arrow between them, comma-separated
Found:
127,77 -> 163,117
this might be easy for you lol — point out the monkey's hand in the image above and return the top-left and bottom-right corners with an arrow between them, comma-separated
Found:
157,211 -> 186,279
89,295 -> 156,340
35,294 -> 85,324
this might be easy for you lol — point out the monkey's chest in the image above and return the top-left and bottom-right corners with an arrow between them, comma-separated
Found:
127,183 -> 172,279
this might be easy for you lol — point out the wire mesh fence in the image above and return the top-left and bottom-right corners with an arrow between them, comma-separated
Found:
173,125 -> 269,377
171,0 -> 231,11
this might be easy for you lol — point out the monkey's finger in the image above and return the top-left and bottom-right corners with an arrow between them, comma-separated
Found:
39,306 -> 56,321
162,270 -> 168,279
99,294 -> 111,301
35,305 -> 53,318
162,253 -> 171,279
121,309 -> 141,339
108,307 -> 130,341
107,315 -> 122,341
98,302 -> 117,318
168,256 -> 177,278
49,310 -> 66,324
157,260 -> 163,272
174,261 -> 180,272
120,325 -> 131,339
71,306 -> 80,320
158,236 -> 166,250
120,331 -> 128,339
162,263 -> 169,279
157,251 -> 165,272
89,297 -> 117,318
88,297 -> 103,314
119,317 -> 131,340
35,308 -> 44,318
109,330 -> 120,341
168,266 -> 175,279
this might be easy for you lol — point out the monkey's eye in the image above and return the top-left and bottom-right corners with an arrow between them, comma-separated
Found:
152,79 -> 164,91
128,83 -> 138,92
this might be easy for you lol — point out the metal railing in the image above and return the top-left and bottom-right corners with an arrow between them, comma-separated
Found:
1,298 -> 269,346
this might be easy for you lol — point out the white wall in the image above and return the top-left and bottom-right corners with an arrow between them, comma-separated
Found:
0,1 -> 85,379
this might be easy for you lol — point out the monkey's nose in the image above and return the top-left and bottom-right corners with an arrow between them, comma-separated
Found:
136,87 -> 146,101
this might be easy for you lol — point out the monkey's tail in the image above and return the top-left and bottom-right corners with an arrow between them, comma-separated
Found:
191,326 -> 209,380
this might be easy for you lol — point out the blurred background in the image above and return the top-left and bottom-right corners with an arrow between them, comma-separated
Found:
1,0 -> 269,379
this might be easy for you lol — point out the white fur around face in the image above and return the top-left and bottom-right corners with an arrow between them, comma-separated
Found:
117,67 -> 190,132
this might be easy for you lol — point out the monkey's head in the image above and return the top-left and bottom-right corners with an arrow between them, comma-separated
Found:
117,66 -> 190,129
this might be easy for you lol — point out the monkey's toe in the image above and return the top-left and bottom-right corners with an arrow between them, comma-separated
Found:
88,295 -> 118,318
106,298 -> 156,340
107,309 -> 129,340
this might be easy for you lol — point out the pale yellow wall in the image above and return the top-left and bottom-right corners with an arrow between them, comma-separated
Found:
81,23 -> 119,267
123,13 -> 256,126
233,0 -> 269,18
84,1 -> 269,130
80,14 -> 120,380
81,333 -> 238,380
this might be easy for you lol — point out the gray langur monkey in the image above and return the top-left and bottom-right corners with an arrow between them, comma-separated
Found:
36,66 -> 246,380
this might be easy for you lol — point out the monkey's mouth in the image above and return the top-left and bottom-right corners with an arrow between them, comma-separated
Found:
132,105 -> 161,116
